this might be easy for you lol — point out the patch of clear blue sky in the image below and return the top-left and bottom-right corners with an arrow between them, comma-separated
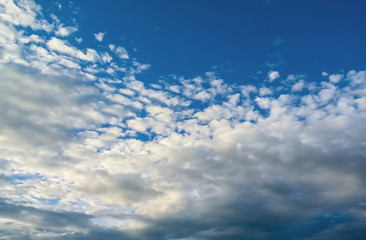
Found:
40,0 -> 366,84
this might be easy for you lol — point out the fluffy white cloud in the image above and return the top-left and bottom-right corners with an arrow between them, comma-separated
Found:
329,73 -> 343,83
268,70 -> 280,81
94,32 -> 106,42
108,43 -> 115,51
194,90 -> 212,101
292,79 -> 305,92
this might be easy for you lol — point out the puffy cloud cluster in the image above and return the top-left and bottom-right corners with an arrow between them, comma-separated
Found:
1,1 -> 366,239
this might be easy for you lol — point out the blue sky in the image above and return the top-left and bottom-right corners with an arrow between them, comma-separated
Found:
1,0 -> 366,239
61,0 -> 366,83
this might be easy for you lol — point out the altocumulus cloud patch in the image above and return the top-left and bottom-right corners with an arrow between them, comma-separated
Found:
0,0 -> 366,239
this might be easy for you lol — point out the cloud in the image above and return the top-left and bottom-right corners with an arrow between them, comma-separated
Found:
1,0 -> 366,239
329,73 -> 343,83
108,44 -> 129,59
0,0 -> 52,31
259,86 -> 273,96
47,37 -> 99,62
116,46 -> 129,59
322,71 -> 329,76
94,32 -> 106,42
268,70 -> 280,82
292,79 -> 305,92
108,43 -> 115,51
56,25 -> 78,37
255,96 -> 271,109
101,52 -> 112,63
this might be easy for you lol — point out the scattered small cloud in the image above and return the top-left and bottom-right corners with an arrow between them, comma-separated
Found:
56,25 -> 78,37
108,44 -> 115,51
75,37 -> 83,43
268,70 -> 280,82
94,32 -> 106,42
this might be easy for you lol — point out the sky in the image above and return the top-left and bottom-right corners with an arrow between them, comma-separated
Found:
0,0 -> 366,239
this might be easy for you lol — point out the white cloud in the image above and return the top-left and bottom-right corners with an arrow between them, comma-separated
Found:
268,70 -> 280,81
18,34 -> 43,44
47,37 -> 99,62
291,79 -> 305,92
347,70 -> 366,86
127,118 -> 148,132
169,85 -> 180,93
108,44 -> 129,59
240,85 -> 257,97
131,59 -> 149,73
0,0 -> 52,31
108,44 -> 115,51
115,46 -> 129,59
94,32 -> 106,42
55,25 -> 78,37
194,104 -> 233,122
194,90 -> 212,102
100,52 -> 112,63
259,86 -> 273,96
329,73 -> 343,83
119,88 -> 135,96
255,97 -> 271,109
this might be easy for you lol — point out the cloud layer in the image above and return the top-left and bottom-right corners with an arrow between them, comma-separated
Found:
1,1 -> 366,239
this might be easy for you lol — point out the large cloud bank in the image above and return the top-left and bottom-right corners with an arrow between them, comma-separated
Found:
0,1 -> 366,239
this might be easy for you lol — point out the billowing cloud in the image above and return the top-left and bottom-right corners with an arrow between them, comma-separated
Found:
1,1 -> 366,240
